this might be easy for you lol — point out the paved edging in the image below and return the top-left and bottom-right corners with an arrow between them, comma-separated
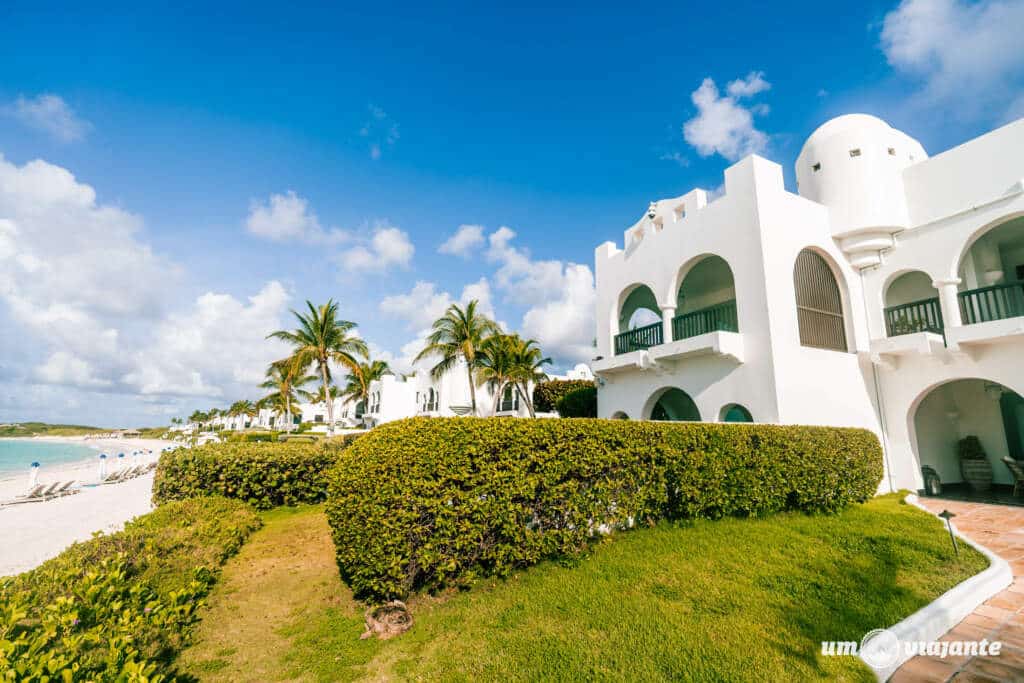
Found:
861,494 -> 1013,681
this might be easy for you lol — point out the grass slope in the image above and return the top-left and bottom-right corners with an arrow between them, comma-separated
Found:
180,495 -> 986,682
0,421 -> 108,437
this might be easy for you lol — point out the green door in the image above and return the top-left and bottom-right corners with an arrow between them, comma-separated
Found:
1000,391 -> 1024,460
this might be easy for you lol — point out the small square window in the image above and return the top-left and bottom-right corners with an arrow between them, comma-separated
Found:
849,148 -> 861,157
812,163 -> 821,172
674,205 -> 686,221
887,147 -> 896,155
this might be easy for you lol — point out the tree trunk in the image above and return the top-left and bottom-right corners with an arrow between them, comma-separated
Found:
466,362 -> 477,416
321,360 -> 335,435
285,394 -> 292,433
516,382 -> 535,418
492,381 -> 504,417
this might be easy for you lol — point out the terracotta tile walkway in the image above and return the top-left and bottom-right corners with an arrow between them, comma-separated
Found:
892,499 -> 1024,682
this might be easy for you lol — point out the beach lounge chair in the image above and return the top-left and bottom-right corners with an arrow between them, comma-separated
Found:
51,481 -> 78,497
102,468 -> 127,483
0,484 -> 47,506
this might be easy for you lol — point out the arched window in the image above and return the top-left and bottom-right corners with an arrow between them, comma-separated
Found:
794,249 -> 848,351
720,404 -> 753,423
648,388 -> 700,421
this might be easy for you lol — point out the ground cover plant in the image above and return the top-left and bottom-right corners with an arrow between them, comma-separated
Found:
180,495 -> 987,682
326,417 -> 882,599
154,437 -> 359,509
532,379 -> 595,413
0,497 -> 261,680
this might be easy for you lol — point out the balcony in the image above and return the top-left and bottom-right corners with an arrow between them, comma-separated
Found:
884,297 -> 944,337
959,281 -> 1024,325
946,281 -> 1024,349
672,300 -> 738,340
614,321 -> 663,355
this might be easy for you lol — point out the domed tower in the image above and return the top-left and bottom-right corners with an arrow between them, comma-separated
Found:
796,114 -> 927,269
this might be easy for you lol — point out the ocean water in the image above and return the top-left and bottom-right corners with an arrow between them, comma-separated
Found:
0,440 -> 100,478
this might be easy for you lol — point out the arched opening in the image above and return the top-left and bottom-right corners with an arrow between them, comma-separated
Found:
720,404 -> 753,423
611,411 -> 630,420
499,384 -> 519,412
912,379 -> 1024,494
956,215 -> 1024,325
883,271 -> 943,337
648,388 -> 701,422
673,255 -> 738,340
615,284 -> 663,354
793,249 -> 849,351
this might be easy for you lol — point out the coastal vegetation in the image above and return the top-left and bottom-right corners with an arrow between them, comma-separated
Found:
179,495 -> 987,681
0,422 -> 108,437
325,417 -> 883,600
0,497 -> 260,680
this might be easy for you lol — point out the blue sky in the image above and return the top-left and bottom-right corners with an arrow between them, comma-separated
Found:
0,0 -> 1022,426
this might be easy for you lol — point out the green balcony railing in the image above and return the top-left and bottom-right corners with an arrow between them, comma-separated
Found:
672,299 -> 738,341
959,281 -> 1024,325
884,297 -> 943,337
614,321 -> 663,355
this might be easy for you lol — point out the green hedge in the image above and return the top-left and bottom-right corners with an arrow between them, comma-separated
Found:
0,497 -> 260,680
153,439 -> 358,509
325,418 -> 882,600
532,379 -> 596,413
555,385 -> 598,417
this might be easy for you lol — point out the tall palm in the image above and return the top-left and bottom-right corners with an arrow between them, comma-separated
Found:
268,300 -> 368,434
339,357 -> 391,418
228,399 -> 258,430
475,334 -> 518,416
507,336 -> 551,418
414,300 -> 499,416
260,360 -> 316,432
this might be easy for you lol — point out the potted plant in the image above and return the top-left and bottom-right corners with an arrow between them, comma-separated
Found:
959,436 -> 993,492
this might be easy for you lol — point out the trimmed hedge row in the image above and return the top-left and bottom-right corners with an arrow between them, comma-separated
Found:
555,385 -> 598,417
154,437 -> 359,509
325,417 -> 882,600
532,379 -> 596,413
1,497 -> 261,680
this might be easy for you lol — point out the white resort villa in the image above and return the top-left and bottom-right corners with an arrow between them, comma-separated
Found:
592,114 -> 1024,495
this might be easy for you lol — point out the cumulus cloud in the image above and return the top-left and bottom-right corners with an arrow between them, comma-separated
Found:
380,278 -> 494,331
484,226 -> 595,364
682,73 -> 770,161
360,104 -> 400,160
0,153 -> 295,407
246,190 -> 347,244
438,224 -> 485,257
340,224 -> 414,272
880,0 -> 1024,121
4,94 -> 90,142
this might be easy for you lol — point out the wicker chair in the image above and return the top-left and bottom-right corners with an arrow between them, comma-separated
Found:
1002,457 -> 1024,497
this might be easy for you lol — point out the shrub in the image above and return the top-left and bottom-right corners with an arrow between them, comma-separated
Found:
0,497 -> 260,680
326,417 -> 882,600
532,379 -> 596,413
555,385 -> 598,417
154,439 -> 359,509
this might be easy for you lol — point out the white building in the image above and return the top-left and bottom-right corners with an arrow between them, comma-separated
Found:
593,114 -> 1024,494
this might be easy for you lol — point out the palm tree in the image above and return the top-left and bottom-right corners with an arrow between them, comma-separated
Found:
260,359 -> 315,432
227,399 -> 258,431
338,356 -> 391,419
475,334 -> 518,416
268,300 -> 367,434
415,300 -> 499,416
507,336 -> 551,418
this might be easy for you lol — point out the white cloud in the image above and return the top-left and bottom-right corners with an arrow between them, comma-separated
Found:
380,277 -> 494,331
725,71 -> 770,98
246,190 -> 347,244
340,224 -> 414,272
123,281 -> 291,398
36,352 -> 112,389
682,74 -> 770,161
659,151 -> 689,167
360,104 -> 400,160
881,0 -> 1024,121
4,94 -> 90,142
485,226 -> 595,364
438,224 -> 485,257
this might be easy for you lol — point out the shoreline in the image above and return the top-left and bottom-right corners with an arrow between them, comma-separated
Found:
0,435 -> 179,576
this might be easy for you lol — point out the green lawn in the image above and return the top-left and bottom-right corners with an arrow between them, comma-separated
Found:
179,495 -> 986,682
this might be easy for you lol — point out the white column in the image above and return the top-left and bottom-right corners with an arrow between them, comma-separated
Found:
933,278 -> 963,328
661,306 -> 676,343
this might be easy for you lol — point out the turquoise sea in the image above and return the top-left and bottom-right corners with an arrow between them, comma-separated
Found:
0,440 -> 99,478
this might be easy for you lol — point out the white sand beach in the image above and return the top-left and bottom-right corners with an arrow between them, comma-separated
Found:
0,436 -> 176,576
